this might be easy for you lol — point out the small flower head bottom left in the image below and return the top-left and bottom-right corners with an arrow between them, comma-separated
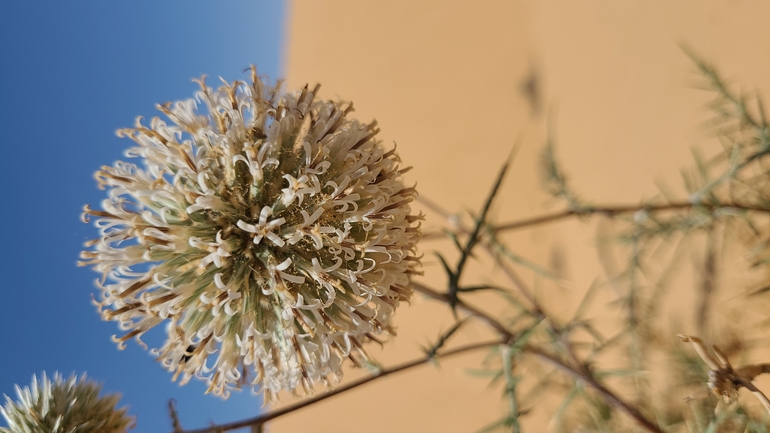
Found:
80,67 -> 422,400
0,372 -> 134,433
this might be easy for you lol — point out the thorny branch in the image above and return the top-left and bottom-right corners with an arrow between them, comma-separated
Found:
179,339 -> 504,433
419,195 -> 582,367
411,282 -> 663,433
417,195 -> 663,431
422,200 -> 770,240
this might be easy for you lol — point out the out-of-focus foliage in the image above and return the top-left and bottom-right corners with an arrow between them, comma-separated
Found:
425,53 -> 770,432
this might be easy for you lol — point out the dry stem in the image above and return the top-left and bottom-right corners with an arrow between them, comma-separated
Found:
411,282 -> 663,433
421,201 -> 770,240
179,339 -> 503,433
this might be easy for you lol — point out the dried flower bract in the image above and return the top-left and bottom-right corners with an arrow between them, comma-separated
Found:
80,67 -> 421,400
678,334 -> 770,413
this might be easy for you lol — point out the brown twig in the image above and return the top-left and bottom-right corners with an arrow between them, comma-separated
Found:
491,259 -> 584,368
527,345 -> 662,431
412,282 -> 663,433
412,281 -> 514,339
419,195 -> 592,368
415,194 -> 661,430
168,399 -> 183,433
421,201 -> 770,240
179,339 -> 503,433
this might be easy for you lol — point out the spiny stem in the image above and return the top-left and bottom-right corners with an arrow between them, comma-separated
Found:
501,344 -> 521,433
421,194 -> 606,374
413,281 -> 514,338
422,201 -> 770,240
179,339 -> 503,433
480,246 -> 584,369
412,282 -> 663,433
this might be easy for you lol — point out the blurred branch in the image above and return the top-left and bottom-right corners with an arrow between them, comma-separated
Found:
412,282 -> 663,433
439,148 -> 515,318
179,339 -> 503,433
169,399 -> 183,433
422,201 -> 770,240
501,344 -> 522,433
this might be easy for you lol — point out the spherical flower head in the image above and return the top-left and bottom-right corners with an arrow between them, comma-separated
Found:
0,372 -> 134,433
80,67 -> 422,400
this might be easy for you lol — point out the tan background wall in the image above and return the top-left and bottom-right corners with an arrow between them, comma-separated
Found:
273,1 -> 770,431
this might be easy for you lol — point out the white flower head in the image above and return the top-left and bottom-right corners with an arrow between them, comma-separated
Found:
0,372 -> 134,433
80,67 -> 422,400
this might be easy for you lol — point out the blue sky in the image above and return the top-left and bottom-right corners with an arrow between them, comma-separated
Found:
0,2 -> 285,431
